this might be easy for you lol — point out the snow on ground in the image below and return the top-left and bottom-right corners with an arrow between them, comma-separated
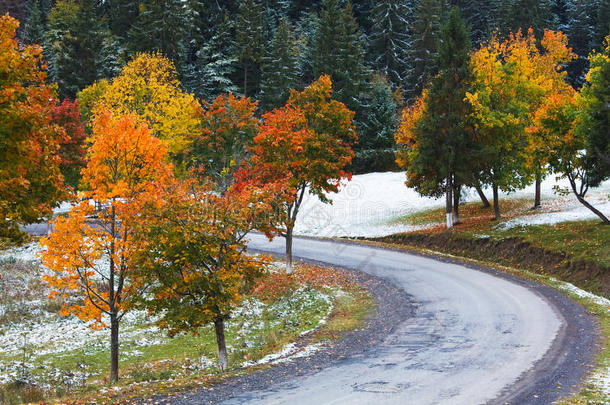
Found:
293,172 -> 610,237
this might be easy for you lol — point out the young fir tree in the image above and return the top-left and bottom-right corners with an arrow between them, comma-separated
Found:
404,0 -> 446,103
260,18 -> 300,111
235,0 -> 265,97
128,0 -> 191,64
369,0 -> 412,89
401,7 -> 473,228
353,75 -> 398,173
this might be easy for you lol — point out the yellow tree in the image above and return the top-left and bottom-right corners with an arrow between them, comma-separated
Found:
40,111 -> 172,382
78,53 -> 200,168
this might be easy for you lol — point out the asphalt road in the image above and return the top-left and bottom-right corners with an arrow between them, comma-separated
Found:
214,233 -> 597,405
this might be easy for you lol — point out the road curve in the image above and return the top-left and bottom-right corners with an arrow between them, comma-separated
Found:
217,234 -> 596,405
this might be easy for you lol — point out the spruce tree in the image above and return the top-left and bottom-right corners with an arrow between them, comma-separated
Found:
451,0 -> 499,43
312,0 -> 369,113
107,0 -> 139,39
235,0 -> 265,96
22,0 -> 46,45
404,0 -> 446,103
128,0 -> 191,64
411,7 -> 473,227
260,18 -> 300,111
370,0 -> 412,88
503,0 -> 553,37
353,75 -> 398,173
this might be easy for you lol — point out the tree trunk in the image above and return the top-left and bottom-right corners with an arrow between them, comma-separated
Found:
475,185 -> 490,208
214,317 -> 228,371
453,184 -> 461,224
533,171 -> 542,209
575,195 -> 610,224
445,175 -> 453,229
285,225 -> 294,274
110,313 -> 119,383
492,183 -> 501,220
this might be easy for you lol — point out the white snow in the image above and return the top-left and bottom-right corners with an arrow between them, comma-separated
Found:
293,172 -> 610,237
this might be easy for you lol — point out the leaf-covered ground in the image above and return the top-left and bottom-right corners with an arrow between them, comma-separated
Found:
0,249 -> 373,404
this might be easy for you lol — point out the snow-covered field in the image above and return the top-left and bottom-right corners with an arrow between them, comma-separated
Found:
293,171 -> 610,237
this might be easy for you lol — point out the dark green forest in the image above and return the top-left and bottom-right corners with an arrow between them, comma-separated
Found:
2,0 -> 609,173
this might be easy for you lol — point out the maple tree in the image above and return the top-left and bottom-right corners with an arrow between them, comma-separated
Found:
132,178 -> 279,370
187,93 -> 259,191
40,111 -> 172,382
51,99 -> 87,189
79,53 -> 200,168
0,14 -> 66,241
243,75 -> 357,273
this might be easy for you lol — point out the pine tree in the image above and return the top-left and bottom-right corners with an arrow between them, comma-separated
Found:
260,18 -> 300,111
295,10 -> 320,86
182,42 -> 237,101
450,0 -> 499,43
353,75 -> 398,173
593,0 -> 610,51
550,0 -> 570,32
235,0 -> 265,96
566,0 -> 595,86
404,0 -> 446,103
369,0 -> 412,88
128,0 -> 191,64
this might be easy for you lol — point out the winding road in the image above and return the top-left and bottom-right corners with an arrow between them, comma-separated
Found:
212,233 -> 598,405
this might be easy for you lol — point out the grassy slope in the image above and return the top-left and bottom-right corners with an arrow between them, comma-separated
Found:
0,262 -> 374,405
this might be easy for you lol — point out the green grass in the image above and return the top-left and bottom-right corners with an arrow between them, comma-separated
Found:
0,263 -> 374,404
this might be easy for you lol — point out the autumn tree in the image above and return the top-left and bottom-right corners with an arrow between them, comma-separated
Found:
524,30 -> 576,208
538,37 -> 610,224
0,14 -> 66,241
41,111 -> 172,382
187,93 -> 259,191
244,76 -> 357,273
132,179 -> 279,370
51,99 -> 87,189
80,53 -> 201,167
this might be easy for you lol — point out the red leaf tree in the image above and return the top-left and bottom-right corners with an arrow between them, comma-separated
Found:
242,75 -> 357,273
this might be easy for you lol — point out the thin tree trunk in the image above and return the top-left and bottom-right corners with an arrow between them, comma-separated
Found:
453,184 -> 461,224
492,183 -> 501,220
445,175 -> 453,229
110,313 -> 119,383
533,171 -> 542,209
214,317 -> 228,371
567,176 -> 610,224
285,225 -> 294,274
475,185 -> 490,208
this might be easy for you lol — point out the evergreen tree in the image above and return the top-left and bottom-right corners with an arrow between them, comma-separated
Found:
22,0 -> 46,45
404,0 -> 446,103
107,0 -> 139,38
550,0 -> 570,31
182,42 -> 237,101
369,0 -> 412,88
502,0 -> 553,37
450,0 -> 499,43
128,0 -> 191,63
566,0 -> 595,86
402,7 -> 473,227
353,75 -> 398,173
260,18 -> 300,111
48,0 -> 108,99
593,0 -> 610,51
312,0 -> 369,114
235,0 -> 265,96
295,10 -> 320,86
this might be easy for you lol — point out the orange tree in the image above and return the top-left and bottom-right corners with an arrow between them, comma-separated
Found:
187,93 -> 259,191
40,111 -> 172,382
242,75 -> 357,273
132,178 -> 280,370
0,14 -> 66,240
